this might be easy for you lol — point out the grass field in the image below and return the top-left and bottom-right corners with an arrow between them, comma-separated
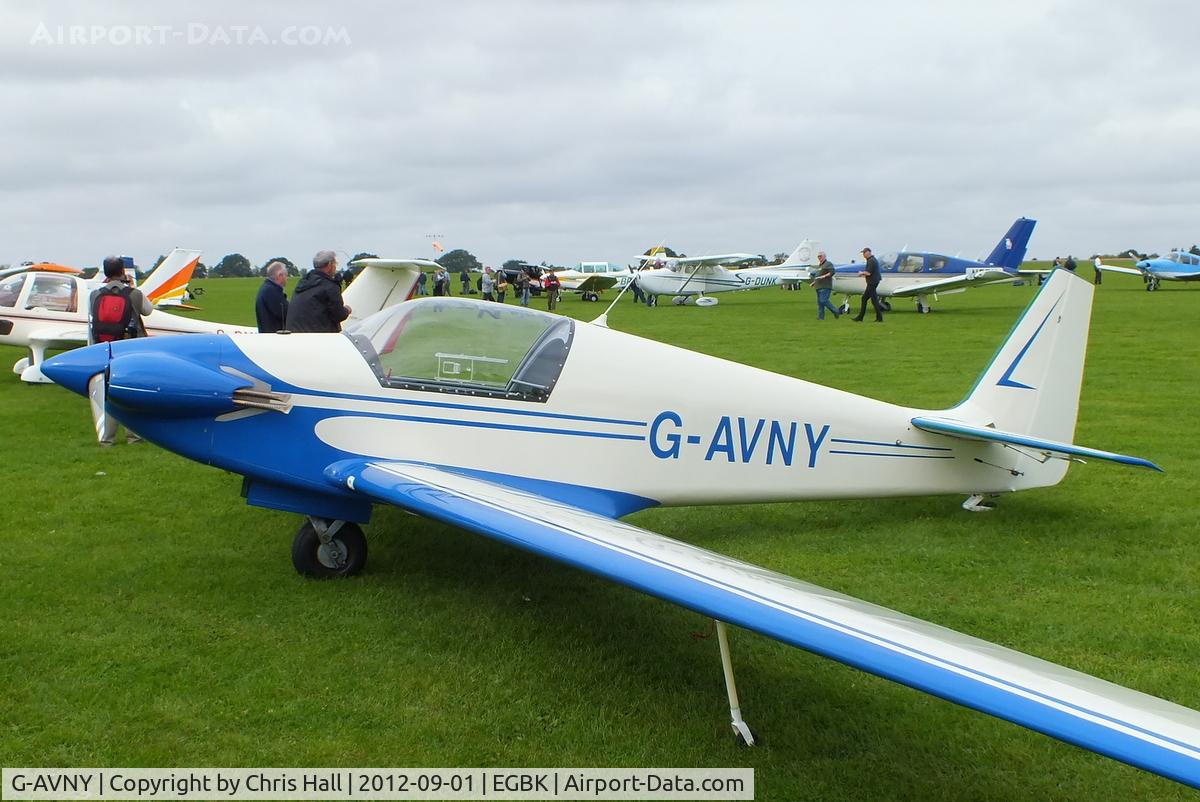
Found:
2,268 -> 1197,801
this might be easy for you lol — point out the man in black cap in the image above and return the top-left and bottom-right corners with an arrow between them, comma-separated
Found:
852,247 -> 884,322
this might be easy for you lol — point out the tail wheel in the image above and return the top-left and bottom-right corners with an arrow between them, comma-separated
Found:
291,520 -> 367,578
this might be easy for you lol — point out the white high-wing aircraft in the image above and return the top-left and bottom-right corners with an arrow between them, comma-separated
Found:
3,254 -> 432,383
43,270 -> 1200,790
634,241 -> 818,306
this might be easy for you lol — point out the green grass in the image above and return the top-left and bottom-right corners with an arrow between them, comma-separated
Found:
1,268 -> 1197,800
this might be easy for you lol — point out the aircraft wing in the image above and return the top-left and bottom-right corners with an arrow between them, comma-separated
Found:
29,325 -> 89,351
888,270 -> 1016,297
350,258 -> 441,271
639,253 -> 761,268
573,275 -> 620,293
910,416 -> 1162,471
0,264 -> 82,279
1096,264 -> 1144,278
323,459 -> 1199,786
755,266 -> 814,281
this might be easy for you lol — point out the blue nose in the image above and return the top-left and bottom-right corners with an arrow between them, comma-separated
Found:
42,343 -> 111,396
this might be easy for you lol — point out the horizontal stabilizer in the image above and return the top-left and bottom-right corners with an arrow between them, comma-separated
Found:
911,416 -> 1162,471
889,269 -> 1014,297
778,239 -> 820,268
324,459 -> 1197,786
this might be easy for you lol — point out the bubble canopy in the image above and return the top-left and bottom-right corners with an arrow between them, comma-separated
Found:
344,297 -> 574,402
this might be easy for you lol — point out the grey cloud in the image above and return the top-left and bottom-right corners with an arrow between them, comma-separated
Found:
1,0 -> 1198,269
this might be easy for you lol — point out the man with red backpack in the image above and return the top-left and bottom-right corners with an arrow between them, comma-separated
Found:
87,255 -> 153,446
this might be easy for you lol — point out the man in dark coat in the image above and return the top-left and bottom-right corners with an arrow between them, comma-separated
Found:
255,261 -> 289,332
852,247 -> 884,322
285,250 -> 352,332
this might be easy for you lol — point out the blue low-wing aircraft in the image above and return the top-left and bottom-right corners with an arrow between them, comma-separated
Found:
828,217 -> 1038,313
1098,249 -> 1200,290
41,270 -> 1200,790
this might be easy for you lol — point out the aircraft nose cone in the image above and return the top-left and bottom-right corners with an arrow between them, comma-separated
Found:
42,342 -> 111,396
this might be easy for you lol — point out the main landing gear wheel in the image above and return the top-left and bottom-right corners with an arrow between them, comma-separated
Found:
672,295 -> 688,305
916,299 -> 931,314
880,300 -> 892,312
291,518 -> 367,578
583,292 -> 600,302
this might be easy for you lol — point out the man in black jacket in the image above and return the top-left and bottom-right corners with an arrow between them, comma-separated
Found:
286,250 -> 352,332
852,247 -> 884,322
255,261 -> 289,332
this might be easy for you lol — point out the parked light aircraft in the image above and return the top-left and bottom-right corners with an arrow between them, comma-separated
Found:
4,255 -> 430,384
1098,249 -> 1200,290
633,241 -> 818,306
551,262 -> 634,301
826,217 -> 1038,314
42,270 -> 1200,790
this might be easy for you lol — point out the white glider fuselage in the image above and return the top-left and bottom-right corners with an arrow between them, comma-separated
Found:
76,270 -> 1116,515
222,321 -> 1037,506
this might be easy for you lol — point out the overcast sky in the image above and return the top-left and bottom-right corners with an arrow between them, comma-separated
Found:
1,1 -> 1197,269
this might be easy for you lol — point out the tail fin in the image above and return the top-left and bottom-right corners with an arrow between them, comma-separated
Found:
779,239 -> 820,268
949,269 -> 1094,485
983,217 -> 1036,270
138,248 -> 201,307
342,258 -> 436,322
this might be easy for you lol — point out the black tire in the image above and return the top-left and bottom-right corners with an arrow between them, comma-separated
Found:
291,520 -> 367,578
880,300 -> 892,312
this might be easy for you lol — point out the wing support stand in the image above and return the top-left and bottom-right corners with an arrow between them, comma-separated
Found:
962,494 -> 997,512
715,619 -> 756,745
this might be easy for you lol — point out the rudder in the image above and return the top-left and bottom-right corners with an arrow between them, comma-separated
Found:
984,218 -> 1036,270
950,268 -> 1094,448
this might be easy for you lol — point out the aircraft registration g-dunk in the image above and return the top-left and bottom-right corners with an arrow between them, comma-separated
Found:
42,269 -> 1199,790
632,241 -> 818,306
1098,249 -> 1200,290
827,217 -> 1038,314
3,254 -> 431,384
